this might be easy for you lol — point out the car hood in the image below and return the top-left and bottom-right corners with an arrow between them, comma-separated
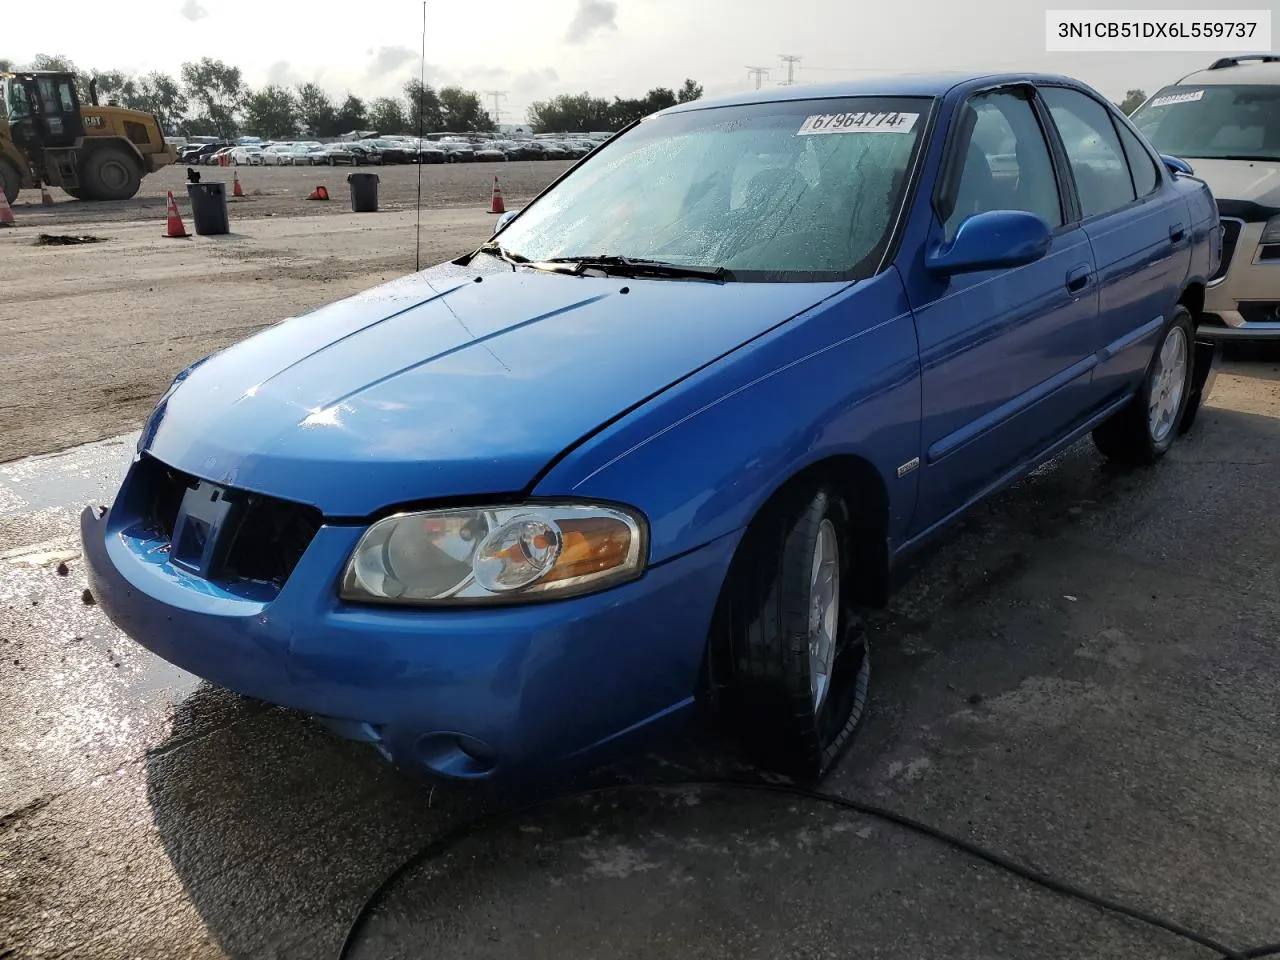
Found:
1187,158 -> 1280,207
143,260 -> 846,516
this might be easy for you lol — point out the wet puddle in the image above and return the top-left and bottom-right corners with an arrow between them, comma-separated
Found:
0,432 -> 138,518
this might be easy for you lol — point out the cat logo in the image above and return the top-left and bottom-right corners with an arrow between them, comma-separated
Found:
84,116 -> 105,128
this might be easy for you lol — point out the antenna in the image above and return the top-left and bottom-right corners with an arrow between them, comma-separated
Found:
484,90 -> 507,126
415,0 -> 426,272
745,66 -> 770,89
778,54 -> 802,86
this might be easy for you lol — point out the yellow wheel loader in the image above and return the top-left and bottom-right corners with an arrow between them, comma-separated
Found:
0,71 -> 177,203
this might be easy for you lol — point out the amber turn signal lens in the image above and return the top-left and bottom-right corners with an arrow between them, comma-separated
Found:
542,517 -> 634,584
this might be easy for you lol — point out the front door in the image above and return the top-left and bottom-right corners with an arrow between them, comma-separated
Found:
909,86 -> 1100,537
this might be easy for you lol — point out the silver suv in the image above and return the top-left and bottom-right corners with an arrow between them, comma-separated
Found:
1132,54 -> 1280,340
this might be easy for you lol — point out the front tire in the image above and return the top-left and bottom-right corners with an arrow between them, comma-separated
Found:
1093,306 -> 1195,465
80,146 -> 142,201
709,484 -> 871,781
0,159 -> 21,204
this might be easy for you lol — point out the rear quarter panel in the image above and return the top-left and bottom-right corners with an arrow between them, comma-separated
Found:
1178,174 -> 1221,287
532,269 -> 922,565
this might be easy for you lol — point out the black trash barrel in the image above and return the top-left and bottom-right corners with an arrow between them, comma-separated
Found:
185,182 -> 230,235
348,172 -> 380,213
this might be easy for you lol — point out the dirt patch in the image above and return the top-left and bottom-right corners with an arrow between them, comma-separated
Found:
32,234 -> 107,246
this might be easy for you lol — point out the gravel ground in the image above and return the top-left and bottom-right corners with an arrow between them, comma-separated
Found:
0,160 -> 568,465
3,158 -> 573,226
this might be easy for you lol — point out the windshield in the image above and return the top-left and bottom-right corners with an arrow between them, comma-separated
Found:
493,96 -> 930,282
1132,84 -> 1280,161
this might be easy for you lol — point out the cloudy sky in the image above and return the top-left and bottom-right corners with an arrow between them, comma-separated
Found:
6,0 -> 1237,121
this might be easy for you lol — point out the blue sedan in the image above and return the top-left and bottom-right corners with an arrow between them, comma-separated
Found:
82,72 -> 1221,785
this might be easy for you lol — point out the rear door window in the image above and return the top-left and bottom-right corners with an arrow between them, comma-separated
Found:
1040,86 -> 1136,219
1115,121 -> 1160,198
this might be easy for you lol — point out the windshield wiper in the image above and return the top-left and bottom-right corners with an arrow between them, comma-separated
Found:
473,242 -> 531,268
538,254 -> 731,282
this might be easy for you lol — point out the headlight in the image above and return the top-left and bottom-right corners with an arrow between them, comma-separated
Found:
340,503 -> 647,605
1261,215 -> 1280,245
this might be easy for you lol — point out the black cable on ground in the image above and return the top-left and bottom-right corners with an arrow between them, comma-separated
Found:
337,778 -> 1276,960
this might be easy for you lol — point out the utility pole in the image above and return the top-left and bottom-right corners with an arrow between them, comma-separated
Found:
746,65 -> 770,89
778,55 -> 802,86
484,90 -> 508,126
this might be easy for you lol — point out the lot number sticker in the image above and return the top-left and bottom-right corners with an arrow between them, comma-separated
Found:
798,111 -> 920,135
1149,89 -> 1204,107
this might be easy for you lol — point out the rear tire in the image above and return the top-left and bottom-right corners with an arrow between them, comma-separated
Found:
1,160 -> 22,204
63,187 -> 84,199
1092,305 -> 1195,465
79,146 -> 142,201
709,483 -> 871,781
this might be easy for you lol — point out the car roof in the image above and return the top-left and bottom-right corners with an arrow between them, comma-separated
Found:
661,71 -> 1092,114
1177,54 -> 1280,85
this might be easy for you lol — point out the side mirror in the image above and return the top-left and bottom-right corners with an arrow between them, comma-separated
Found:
1160,154 -> 1194,177
926,210 -> 1052,276
493,209 -> 520,234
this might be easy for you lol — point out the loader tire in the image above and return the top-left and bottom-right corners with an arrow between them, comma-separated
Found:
0,159 -> 20,206
80,146 -> 142,201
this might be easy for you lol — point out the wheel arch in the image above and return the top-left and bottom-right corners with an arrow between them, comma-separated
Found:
734,453 -> 891,610
78,135 -> 145,168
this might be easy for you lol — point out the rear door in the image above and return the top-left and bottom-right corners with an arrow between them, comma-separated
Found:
910,85 -> 1100,537
1037,85 -> 1191,403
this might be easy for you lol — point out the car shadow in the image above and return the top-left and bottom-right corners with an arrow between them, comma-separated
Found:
1221,342 -> 1280,370
143,399 -> 1280,959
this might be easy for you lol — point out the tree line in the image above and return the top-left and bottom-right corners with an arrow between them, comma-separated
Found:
1,53 -> 704,139
529,79 -> 703,132
1117,89 -> 1146,115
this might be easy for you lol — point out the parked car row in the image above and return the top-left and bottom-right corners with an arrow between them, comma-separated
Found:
469,138 -> 600,162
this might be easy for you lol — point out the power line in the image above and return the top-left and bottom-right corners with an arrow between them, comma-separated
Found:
745,65 -> 771,89
484,90 -> 507,125
802,66 -> 889,73
778,54 -> 802,86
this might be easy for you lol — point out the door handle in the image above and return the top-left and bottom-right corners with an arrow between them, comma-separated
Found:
1066,264 -> 1092,293
1169,222 -> 1186,243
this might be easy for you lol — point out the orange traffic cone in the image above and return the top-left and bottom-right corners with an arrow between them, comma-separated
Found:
307,185 -> 329,201
489,176 -> 505,214
0,191 -> 15,227
40,183 -> 54,207
233,171 -> 244,198
163,191 -> 189,239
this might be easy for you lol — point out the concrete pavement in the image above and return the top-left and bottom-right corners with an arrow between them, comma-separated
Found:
2,363 -> 1280,960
